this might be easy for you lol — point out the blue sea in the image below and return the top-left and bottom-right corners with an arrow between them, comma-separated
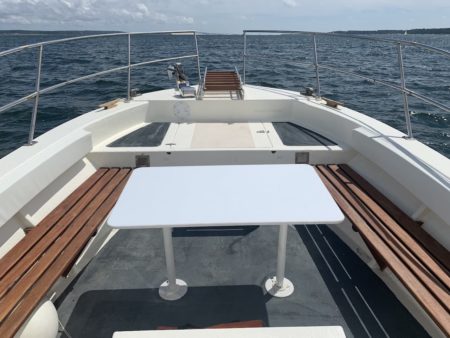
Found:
0,32 -> 449,158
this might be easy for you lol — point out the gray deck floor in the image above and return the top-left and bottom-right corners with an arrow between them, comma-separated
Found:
56,225 -> 429,338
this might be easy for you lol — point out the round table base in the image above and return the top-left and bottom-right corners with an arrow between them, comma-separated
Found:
264,277 -> 294,297
159,279 -> 188,301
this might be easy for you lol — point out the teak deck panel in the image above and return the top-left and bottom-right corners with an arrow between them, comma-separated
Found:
0,168 -> 131,338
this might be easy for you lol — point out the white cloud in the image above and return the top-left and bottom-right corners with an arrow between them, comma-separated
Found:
0,15 -> 31,25
0,0 -> 192,27
137,3 -> 150,15
0,0 -> 449,32
282,0 -> 297,8
177,16 -> 194,24
61,0 -> 74,9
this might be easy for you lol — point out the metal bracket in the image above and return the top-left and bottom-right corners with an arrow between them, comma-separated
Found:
295,152 -> 310,164
135,154 -> 150,167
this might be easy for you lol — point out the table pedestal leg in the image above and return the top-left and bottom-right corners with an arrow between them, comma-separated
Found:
265,224 -> 294,297
159,227 -> 187,301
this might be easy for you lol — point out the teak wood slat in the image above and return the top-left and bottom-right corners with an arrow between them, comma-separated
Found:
328,165 -> 450,289
206,77 -> 237,79
317,165 -> 450,311
0,168 -> 108,280
205,86 -> 241,91
206,74 -> 237,77
204,71 -> 242,94
0,168 -> 119,300
0,169 -> 130,322
0,168 -> 131,338
316,164 -> 450,336
205,83 -> 240,86
205,80 -> 240,84
339,164 -> 450,272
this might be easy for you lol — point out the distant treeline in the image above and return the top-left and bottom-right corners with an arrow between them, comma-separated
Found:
333,28 -> 450,34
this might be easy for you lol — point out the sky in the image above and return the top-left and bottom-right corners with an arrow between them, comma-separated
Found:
0,0 -> 449,33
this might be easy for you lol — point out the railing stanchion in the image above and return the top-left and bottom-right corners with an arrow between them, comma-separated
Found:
194,32 -> 201,87
28,45 -> 43,145
397,43 -> 413,139
127,33 -> 131,101
313,34 -> 321,98
243,32 -> 247,85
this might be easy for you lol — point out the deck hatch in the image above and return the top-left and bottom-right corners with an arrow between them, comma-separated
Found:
107,123 -> 170,147
273,122 -> 336,146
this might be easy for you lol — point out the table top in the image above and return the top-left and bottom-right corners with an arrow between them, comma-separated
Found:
107,164 -> 344,229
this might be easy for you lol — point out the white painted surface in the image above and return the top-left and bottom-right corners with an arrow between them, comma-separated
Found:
0,131 -> 92,227
265,224 -> 295,297
16,300 -> 59,338
107,164 -> 344,228
0,224 -> 25,259
190,123 -> 272,148
351,127 -> 450,228
113,326 -> 346,338
0,85 -> 446,244
158,227 -> 188,300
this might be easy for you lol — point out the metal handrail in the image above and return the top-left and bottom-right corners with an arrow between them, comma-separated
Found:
198,66 -> 208,99
243,30 -> 450,139
243,30 -> 450,58
38,54 -> 199,96
0,30 -> 202,144
246,50 -> 450,113
0,30 -> 199,57
316,64 -> 450,113
234,65 -> 244,99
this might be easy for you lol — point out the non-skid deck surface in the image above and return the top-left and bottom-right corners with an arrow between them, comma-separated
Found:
108,123 -> 170,147
191,123 -> 255,148
56,225 -> 429,338
273,122 -> 337,146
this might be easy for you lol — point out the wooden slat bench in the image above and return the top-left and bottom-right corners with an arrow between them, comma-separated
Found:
203,71 -> 243,98
316,164 -> 450,336
0,167 -> 131,337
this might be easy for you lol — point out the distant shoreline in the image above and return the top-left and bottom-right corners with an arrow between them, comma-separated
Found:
333,28 -> 450,34
0,28 -> 450,35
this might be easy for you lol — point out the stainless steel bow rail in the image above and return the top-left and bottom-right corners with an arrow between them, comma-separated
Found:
1,30 -> 449,145
243,30 -> 450,139
0,30 -> 202,145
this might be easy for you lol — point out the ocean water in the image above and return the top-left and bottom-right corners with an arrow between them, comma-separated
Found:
0,32 -> 449,159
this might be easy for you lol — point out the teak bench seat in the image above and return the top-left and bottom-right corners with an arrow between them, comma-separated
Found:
316,164 -> 450,337
204,71 -> 242,93
0,167 -> 131,337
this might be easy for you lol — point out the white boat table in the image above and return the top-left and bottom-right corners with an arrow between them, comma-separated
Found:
107,164 -> 344,300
